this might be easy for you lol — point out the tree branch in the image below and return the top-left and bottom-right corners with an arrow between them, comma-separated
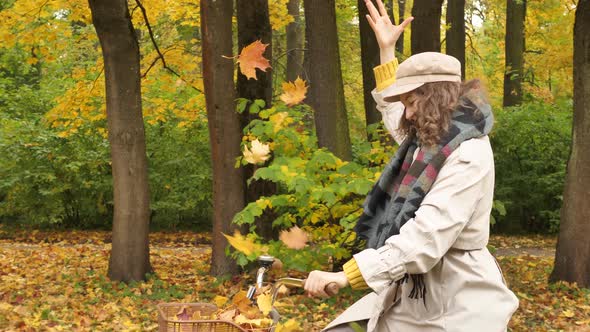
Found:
466,31 -> 484,62
90,66 -> 105,92
134,0 -> 202,93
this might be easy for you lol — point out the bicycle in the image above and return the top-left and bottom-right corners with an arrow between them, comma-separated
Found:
157,255 -> 339,332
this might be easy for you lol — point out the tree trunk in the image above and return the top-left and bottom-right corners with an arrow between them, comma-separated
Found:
287,0 -> 304,81
411,0 -> 444,54
88,0 -> 152,282
445,0 -> 466,79
397,0 -> 406,55
358,0 -> 381,132
237,0 -> 273,105
503,0 -> 526,107
236,0 -> 276,241
201,0 -> 245,276
550,0 -> 590,287
303,0 -> 352,160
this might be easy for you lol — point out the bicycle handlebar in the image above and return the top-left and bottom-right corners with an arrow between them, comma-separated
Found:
272,277 -> 339,303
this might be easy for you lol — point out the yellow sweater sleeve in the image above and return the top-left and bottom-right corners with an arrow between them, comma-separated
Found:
373,58 -> 399,92
343,258 -> 369,290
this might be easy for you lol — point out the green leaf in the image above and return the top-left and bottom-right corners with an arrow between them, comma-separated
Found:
236,98 -> 249,114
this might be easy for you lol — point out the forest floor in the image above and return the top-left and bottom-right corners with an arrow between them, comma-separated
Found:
0,227 -> 589,331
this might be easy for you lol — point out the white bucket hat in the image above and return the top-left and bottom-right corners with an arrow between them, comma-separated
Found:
382,52 -> 462,102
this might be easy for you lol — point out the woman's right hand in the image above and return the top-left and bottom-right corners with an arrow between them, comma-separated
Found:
364,0 -> 413,51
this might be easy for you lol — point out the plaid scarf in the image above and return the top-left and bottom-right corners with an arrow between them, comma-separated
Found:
354,91 -> 493,303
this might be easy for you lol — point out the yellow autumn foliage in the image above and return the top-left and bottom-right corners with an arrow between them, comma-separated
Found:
269,0 -> 294,30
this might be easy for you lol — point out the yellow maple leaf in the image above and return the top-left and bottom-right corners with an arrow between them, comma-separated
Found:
256,293 -> 272,316
223,231 -> 266,256
275,319 -> 302,332
562,309 -> 575,318
243,139 -> 271,164
213,295 -> 229,308
232,290 -> 250,307
234,314 -> 273,327
280,77 -> 308,106
237,40 -> 271,80
279,226 -> 309,249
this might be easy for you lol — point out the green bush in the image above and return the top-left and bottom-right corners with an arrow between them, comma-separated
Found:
0,115 -> 113,227
0,113 -> 212,229
490,99 -> 572,233
229,100 -> 396,271
146,119 -> 212,231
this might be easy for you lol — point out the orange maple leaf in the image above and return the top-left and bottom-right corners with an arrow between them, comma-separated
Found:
280,77 -> 308,106
237,40 -> 271,80
279,226 -> 309,250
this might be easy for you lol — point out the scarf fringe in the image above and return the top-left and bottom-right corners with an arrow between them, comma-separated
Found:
396,273 -> 427,307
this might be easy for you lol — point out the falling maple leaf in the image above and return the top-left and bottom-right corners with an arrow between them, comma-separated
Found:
237,40 -> 271,80
222,231 -> 267,256
280,77 -> 308,106
243,139 -> 271,164
279,226 -> 309,249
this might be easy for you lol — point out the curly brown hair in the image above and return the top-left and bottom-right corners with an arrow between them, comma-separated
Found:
397,79 -> 484,147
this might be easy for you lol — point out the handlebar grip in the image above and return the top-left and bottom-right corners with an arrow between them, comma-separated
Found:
325,282 -> 340,296
302,279 -> 340,297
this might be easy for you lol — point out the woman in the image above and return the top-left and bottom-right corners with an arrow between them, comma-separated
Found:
303,1 -> 519,331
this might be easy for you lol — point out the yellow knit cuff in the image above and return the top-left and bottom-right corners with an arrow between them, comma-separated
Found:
373,58 -> 399,92
343,258 -> 369,290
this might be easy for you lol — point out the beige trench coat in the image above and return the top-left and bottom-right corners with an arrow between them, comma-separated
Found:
323,89 -> 519,332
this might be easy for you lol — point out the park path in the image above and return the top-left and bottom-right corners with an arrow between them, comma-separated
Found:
495,247 -> 554,257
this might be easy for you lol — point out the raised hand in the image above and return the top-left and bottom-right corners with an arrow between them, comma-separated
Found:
365,0 -> 413,55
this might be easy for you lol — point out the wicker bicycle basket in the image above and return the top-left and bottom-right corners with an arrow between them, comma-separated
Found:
157,303 -> 276,332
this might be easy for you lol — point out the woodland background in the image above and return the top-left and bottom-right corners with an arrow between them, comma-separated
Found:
1,0 -> 590,330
